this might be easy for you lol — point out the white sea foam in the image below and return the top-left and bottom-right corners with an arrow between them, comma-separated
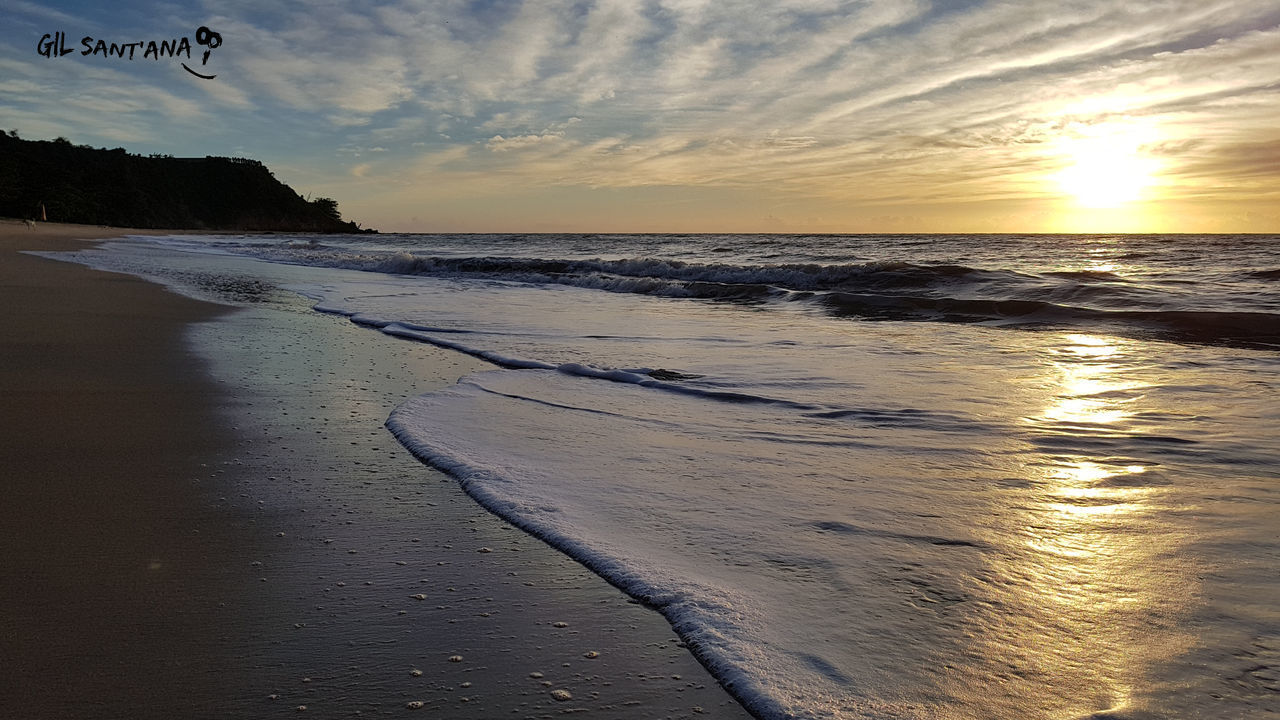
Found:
386,367 -> 997,719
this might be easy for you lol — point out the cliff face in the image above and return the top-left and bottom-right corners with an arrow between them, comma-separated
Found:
0,133 -> 372,233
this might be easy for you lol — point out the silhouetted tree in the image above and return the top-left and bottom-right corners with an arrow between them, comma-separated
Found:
312,197 -> 341,221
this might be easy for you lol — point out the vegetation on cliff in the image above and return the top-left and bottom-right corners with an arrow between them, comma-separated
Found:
0,132 -> 373,232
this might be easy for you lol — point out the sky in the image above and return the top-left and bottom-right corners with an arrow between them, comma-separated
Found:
2,0 -> 1279,233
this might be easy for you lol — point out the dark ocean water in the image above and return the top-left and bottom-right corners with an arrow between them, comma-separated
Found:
229,232 -> 1280,349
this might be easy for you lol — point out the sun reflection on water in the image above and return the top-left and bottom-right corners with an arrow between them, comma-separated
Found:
1039,334 -> 1144,426
1072,236 -> 1133,277
961,331 -> 1193,718
1028,333 -> 1153,555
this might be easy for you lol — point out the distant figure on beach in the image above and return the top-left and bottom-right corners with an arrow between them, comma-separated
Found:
24,219 -> 36,230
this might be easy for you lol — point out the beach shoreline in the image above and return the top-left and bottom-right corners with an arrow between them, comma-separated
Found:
0,220 -> 751,719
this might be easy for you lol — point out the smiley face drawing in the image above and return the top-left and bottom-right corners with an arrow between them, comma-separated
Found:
181,26 -> 221,79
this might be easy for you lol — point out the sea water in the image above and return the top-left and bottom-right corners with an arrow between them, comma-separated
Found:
44,233 -> 1280,719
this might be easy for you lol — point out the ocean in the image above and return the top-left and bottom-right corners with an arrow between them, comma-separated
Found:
45,233 -> 1279,719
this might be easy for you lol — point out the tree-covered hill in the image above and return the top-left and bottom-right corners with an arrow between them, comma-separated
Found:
0,132 -> 373,233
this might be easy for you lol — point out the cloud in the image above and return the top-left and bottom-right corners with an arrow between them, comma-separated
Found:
486,132 -> 566,153
0,52 -> 210,145
3,0 -> 1279,229
5,0 -> 84,26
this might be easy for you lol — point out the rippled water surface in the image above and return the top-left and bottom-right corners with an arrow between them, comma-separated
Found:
45,233 -> 1280,719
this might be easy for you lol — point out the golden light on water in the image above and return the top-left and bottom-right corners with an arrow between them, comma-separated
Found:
995,332 -> 1171,716
1046,460 -> 1150,522
1034,333 -> 1153,541
1041,334 -> 1144,427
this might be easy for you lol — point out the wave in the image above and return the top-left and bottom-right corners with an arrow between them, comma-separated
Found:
313,308 -> 852,410
1042,269 -> 1130,282
817,292 -> 1280,348
252,246 -> 1023,296
372,254 -> 1019,294
257,246 -> 1160,309
262,246 -> 1280,350
383,380 -> 795,720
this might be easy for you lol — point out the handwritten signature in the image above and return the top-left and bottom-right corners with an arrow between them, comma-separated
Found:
36,26 -> 223,80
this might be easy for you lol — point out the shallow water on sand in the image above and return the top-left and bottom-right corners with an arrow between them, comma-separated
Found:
176,294 -> 755,718
46,234 -> 1280,719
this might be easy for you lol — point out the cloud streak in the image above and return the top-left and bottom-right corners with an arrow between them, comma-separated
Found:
2,0 -> 1278,230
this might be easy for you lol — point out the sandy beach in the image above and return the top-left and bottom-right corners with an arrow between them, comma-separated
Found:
0,220 -> 751,719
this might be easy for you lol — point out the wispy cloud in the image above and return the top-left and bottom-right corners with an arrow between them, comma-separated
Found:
2,0 -> 1278,230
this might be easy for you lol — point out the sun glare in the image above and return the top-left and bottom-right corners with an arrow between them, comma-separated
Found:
1053,124 -> 1161,209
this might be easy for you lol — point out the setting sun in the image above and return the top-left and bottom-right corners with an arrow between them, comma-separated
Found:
1053,124 -> 1162,209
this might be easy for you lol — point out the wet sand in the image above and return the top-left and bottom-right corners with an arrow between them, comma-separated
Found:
0,220 -> 753,719
0,221 -> 251,717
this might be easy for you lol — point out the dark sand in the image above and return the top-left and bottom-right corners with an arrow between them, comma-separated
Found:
0,221 -> 754,719
0,221 -> 253,716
